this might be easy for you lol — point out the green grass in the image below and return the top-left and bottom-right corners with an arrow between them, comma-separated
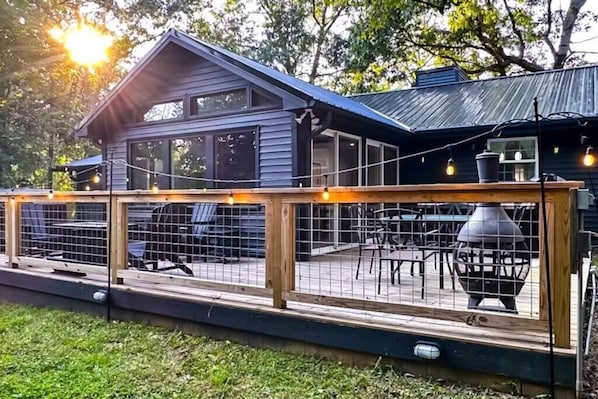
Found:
0,303 -> 521,399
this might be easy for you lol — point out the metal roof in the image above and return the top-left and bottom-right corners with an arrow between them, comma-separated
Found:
351,65 -> 598,132
65,155 -> 102,168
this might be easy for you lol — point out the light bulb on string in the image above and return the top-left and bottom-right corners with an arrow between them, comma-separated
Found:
85,184 -> 91,191
445,158 -> 456,176
151,181 -> 159,193
47,190 -> 54,200
228,192 -> 234,205
92,170 -> 101,184
583,146 -> 595,167
322,174 -> 330,200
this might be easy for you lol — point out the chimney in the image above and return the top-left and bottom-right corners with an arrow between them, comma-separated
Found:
413,66 -> 469,88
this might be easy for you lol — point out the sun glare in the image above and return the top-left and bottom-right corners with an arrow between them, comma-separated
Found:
50,23 -> 113,68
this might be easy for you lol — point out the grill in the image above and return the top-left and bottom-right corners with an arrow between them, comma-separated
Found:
453,150 -> 531,313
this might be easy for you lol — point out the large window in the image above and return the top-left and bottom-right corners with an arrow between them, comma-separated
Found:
129,130 -> 257,190
366,140 -> 398,186
487,137 -> 537,182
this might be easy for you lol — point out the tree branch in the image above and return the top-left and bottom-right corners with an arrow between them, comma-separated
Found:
553,0 -> 587,69
502,0 -> 525,57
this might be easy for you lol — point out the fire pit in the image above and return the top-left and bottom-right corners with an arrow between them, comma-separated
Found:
453,150 -> 531,313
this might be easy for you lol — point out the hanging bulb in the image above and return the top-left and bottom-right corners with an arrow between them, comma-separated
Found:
47,190 -> 54,200
92,171 -> 101,184
228,192 -> 234,205
584,146 -> 595,167
151,181 -> 159,193
445,158 -> 456,176
322,186 -> 330,201
84,184 -> 91,191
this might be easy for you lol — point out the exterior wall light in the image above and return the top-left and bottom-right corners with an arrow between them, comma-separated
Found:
413,341 -> 440,360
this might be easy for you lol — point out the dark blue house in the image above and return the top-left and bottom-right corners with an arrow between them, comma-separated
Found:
73,29 -> 598,246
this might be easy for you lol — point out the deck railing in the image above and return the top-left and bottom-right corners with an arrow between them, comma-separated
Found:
0,182 -> 583,348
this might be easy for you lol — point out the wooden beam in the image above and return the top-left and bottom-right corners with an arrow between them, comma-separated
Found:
551,190 -> 573,348
118,269 -> 273,298
15,256 -> 106,276
283,291 -> 549,334
266,196 -> 285,308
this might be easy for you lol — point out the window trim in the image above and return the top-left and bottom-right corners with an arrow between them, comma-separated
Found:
137,97 -> 185,125
487,136 -> 538,181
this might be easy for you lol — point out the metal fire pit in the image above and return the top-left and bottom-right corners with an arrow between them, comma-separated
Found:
452,150 -> 531,313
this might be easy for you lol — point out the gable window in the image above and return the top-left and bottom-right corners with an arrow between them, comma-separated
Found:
191,89 -> 248,116
487,137 -> 538,182
142,100 -> 183,122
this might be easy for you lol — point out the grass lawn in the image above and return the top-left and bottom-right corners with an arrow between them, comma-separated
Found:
0,303 -> 522,399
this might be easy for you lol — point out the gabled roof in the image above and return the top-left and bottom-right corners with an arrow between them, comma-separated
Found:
75,29 -> 411,138
351,65 -> 598,133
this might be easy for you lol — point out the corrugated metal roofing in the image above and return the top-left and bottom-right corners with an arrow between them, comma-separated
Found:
65,154 -> 102,168
173,30 -> 411,133
351,65 -> 598,132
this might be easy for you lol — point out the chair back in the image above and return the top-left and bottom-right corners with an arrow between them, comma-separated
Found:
146,203 -> 190,261
22,203 -> 47,240
348,204 -> 376,244
191,203 -> 218,236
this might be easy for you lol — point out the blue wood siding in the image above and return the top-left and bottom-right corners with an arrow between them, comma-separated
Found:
104,54 -> 295,190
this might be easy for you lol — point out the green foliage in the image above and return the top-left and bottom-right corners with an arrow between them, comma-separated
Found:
342,0 -> 596,90
0,303 -> 523,398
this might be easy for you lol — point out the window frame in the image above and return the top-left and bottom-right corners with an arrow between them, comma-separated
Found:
137,98 -> 185,125
487,136 -> 538,182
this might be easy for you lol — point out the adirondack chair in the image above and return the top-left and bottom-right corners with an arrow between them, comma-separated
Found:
128,202 -> 224,275
21,203 -> 63,256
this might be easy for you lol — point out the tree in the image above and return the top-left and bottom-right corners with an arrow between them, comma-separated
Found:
341,0 -> 597,91
0,0 -> 194,188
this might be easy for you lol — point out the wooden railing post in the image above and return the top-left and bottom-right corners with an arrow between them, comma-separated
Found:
110,195 -> 127,284
5,198 -> 16,268
266,195 -> 286,309
540,190 -> 573,348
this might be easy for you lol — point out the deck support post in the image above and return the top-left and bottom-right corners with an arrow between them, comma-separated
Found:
266,195 -> 286,309
110,196 -> 126,284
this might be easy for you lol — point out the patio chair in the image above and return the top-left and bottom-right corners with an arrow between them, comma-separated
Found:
377,207 -> 438,298
349,204 -> 382,280
128,202 -> 230,275
21,203 -> 63,257
128,203 -> 195,276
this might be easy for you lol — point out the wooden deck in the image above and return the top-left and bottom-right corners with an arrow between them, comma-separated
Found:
2,249 -> 585,355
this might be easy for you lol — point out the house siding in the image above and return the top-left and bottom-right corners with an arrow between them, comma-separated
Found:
104,54 -> 296,190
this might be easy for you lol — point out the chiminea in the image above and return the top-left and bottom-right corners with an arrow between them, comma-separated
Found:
453,150 -> 531,313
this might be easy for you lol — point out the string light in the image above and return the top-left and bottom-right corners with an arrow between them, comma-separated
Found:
322,174 -> 330,200
445,158 -> 456,176
445,146 -> 456,176
228,192 -> 234,205
85,184 -> 91,191
584,146 -> 595,167
92,170 -> 101,184
151,181 -> 159,193
47,190 -> 54,200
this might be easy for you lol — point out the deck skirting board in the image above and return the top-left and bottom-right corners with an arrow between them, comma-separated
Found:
0,269 -> 575,390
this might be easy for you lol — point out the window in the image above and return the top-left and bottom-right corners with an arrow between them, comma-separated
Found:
487,137 -> 537,182
171,137 -> 209,189
191,89 -> 248,116
130,140 -> 168,190
130,129 -> 257,190
142,100 -> 183,122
